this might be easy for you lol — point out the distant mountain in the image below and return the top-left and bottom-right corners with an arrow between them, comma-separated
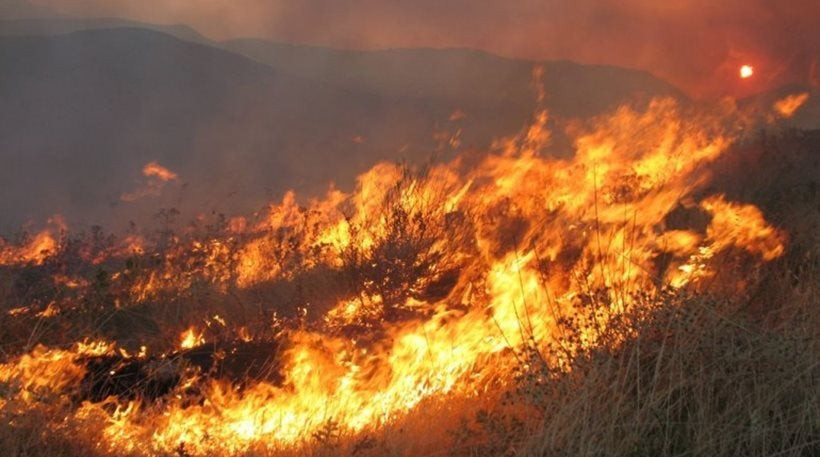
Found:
221,40 -> 684,120
0,17 -> 210,44
0,25 -> 685,233
0,28 -> 445,232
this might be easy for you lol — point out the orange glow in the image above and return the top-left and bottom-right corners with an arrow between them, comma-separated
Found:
179,327 -> 205,349
0,91 -> 792,456
142,161 -> 178,181
773,92 -> 810,118
121,161 -> 179,202
0,216 -> 66,266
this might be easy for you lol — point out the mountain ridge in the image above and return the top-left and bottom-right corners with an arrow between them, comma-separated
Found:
0,24 -> 691,233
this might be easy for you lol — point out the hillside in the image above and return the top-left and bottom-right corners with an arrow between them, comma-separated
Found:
0,28 -> 451,232
222,39 -> 684,119
1,25 -> 685,233
0,17 -> 210,43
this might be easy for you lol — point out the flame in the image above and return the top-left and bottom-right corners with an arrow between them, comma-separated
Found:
179,327 -> 205,349
0,95 -> 789,455
773,92 -> 810,118
701,194 -> 785,261
0,216 -> 66,265
740,64 -> 754,79
4,230 -> 57,264
121,161 -> 179,202
0,340 -> 113,403
142,161 -> 178,181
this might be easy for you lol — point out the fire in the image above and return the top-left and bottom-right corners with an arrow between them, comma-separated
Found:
179,327 -> 205,349
121,161 -> 179,202
0,216 -> 66,266
701,195 -> 785,261
1,230 -> 57,265
773,92 -> 810,118
0,92 -> 791,455
739,64 -> 754,79
142,161 -> 178,181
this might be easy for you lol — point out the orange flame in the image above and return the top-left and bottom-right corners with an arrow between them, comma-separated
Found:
121,161 -> 179,202
179,327 -> 205,349
0,216 -> 66,265
773,92 -> 810,118
0,95 -> 788,455
142,161 -> 178,181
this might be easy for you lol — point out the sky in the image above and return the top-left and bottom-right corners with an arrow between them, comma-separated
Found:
7,0 -> 820,97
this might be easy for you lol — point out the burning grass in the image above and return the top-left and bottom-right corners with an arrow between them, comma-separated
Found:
0,94 -> 818,456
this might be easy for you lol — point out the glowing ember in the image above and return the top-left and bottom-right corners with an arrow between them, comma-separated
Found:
739,64 -> 754,79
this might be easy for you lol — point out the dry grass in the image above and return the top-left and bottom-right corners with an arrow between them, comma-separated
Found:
516,294 -> 819,457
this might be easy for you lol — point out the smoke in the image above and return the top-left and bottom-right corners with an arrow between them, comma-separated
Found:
0,0 -> 49,18
19,0 -> 820,97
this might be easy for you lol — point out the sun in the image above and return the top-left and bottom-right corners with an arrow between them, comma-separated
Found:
739,64 -> 754,79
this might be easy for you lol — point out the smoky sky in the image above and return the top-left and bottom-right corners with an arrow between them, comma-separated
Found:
18,0 -> 820,97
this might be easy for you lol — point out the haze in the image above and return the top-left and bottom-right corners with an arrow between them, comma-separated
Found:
8,0 -> 818,97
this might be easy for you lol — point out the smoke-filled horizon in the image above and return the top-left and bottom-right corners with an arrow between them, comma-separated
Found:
7,0 -> 819,98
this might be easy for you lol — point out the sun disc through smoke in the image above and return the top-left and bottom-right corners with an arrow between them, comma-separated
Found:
739,65 -> 754,79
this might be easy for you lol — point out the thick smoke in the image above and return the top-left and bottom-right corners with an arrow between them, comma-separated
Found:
20,0 -> 820,96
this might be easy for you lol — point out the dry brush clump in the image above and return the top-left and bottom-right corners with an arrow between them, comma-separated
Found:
513,290 -> 818,457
